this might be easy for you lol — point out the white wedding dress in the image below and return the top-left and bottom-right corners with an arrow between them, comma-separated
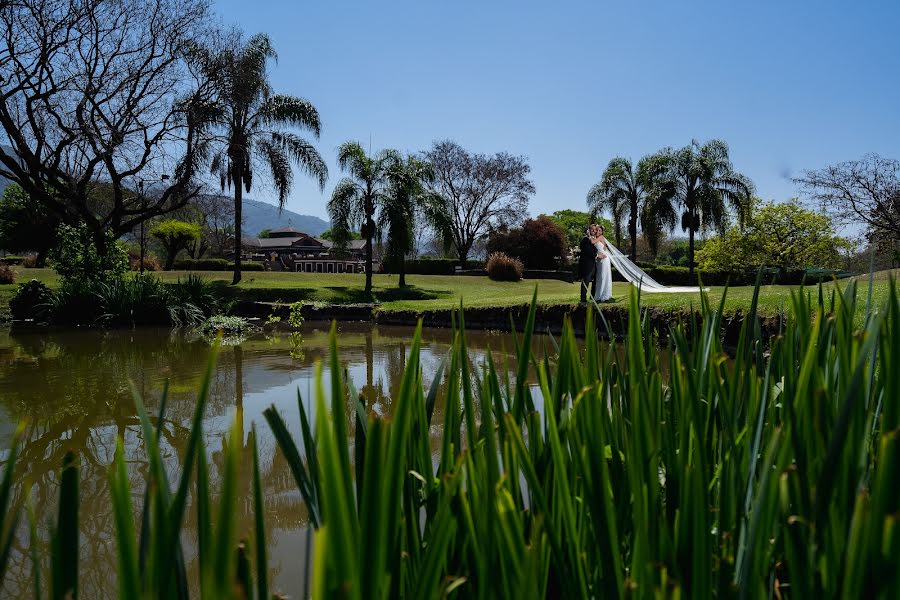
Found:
593,240 -> 613,302
604,239 -> 707,294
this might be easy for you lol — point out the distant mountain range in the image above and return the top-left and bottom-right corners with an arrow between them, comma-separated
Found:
0,152 -> 330,237
240,197 -> 329,237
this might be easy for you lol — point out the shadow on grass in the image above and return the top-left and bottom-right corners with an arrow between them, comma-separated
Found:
215,281 -> 451,305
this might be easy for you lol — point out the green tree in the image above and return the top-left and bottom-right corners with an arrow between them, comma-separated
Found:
203,33 -> 328,285
541,209 -> 613,258
648,139 -> 754,273
0,184 -> 61,266
257,228 -> 272,239
696,199 -> 851,272
52,224 -> 128,283
319,228 -> 362,242
328,142 -> 401,293
150,220 -> 203,270
380,156 -> 451,288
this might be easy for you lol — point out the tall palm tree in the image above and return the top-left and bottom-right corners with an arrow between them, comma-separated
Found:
328,142 -> 401,293
649,139 -> 754,273
380,156 -> 451,288
587,156 -> 659,261
204,33 -> 328,284
587,175 -> 626,247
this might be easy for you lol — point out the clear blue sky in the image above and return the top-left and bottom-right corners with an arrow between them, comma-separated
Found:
215,0 -> 900,227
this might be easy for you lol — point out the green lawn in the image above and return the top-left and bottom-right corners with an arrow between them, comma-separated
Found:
2,267 -> 895,320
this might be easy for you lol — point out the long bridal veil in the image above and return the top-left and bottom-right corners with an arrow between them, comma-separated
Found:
605,240 -> 708,293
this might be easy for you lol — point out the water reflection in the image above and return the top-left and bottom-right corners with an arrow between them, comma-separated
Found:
0,323 -> 529,599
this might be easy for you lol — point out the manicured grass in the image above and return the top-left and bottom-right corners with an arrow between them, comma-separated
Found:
1,267 -> 894,320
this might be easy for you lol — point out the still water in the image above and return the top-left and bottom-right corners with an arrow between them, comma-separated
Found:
0,323 -> 543,598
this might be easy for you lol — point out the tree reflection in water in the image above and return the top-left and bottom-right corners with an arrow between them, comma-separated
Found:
0,323 -> 531,599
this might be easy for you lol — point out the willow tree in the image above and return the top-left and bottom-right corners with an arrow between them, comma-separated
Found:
328,142 -> 401,293
648,139 -> 754,273
203,33 -> 328,284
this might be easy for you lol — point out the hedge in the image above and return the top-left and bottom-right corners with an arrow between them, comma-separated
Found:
611,265 -> 852,287
173,258 -> 229,271
172,258 -> 265,272
382,258 -> 459,275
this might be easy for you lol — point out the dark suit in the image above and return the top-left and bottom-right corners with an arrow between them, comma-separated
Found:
578,235 -> 596,302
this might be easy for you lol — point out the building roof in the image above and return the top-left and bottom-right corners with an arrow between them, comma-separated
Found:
268,227 -> 305,238
242,232 -> 367,252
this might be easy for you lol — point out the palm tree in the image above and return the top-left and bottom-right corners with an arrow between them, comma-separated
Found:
587,156 -> 659,261
587,176 -> 625,247
380,156 -> 451,288
204,33 -> 328,285
328,142 -> 401,293
649,139 -> 754,273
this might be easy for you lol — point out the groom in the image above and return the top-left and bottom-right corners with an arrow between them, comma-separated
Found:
578,224 -> 597,303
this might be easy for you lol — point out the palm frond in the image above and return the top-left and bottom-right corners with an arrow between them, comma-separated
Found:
256,139 -> 294,207
259,95 -> 322,137
270,131 -> 328,191
328,178 -> 364,251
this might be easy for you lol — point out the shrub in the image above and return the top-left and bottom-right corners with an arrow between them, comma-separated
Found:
169,274 -> 219,316
173,258 -> 230,271
21,255 -> 37,268
486,252 -> 524,281
229,261 -> 264,272
9,279 -> 53,321
487,216 -> 567,270
197,314 -> 258,344
382,257 -> 458,275
42,274 -> 214,327
0,264 -> 16,284
129,253 -> 162,272
52,223 -> 128,283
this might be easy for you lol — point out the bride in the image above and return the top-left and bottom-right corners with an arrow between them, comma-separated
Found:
590,225 -> 614,302
588,224 -> 707,301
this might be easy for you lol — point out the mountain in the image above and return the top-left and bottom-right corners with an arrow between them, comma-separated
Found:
0,147 -> 329,236
241,198 -> 329,237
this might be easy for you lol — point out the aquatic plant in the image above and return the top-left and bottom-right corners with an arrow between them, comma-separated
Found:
0,277 -> 897,598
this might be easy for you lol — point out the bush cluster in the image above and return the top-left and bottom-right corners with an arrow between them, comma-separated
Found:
486,252 -> 524,281
9,279 -> 52,321
0,264 -> 17,284
8,273 -> 220,326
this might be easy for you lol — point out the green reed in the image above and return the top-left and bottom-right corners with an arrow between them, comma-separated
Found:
1,277 -> 898,598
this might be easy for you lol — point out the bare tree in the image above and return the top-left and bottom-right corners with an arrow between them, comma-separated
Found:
422,140 -> 534,266
796,153 -> 900,242
0,0 -> 215,253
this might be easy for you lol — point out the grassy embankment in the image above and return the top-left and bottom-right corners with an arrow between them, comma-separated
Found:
1,267 -> 895,320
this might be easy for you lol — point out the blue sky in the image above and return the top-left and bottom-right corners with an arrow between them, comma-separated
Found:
215,0 -> 900,227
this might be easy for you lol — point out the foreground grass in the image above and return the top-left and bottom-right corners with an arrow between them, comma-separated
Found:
1,280 -> 898,598
2,268 -> 894,321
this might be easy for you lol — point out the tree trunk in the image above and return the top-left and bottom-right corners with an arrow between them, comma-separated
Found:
398,254 -> 406,288
458,244 -> 469,269
232,171 -> 243,286
164,246 -> 176,271
365,226 -> 373,294
688,210 -> 695,275
629,200 -> 638,261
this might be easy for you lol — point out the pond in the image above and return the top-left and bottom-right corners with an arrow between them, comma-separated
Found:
0,322 -> 548,599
